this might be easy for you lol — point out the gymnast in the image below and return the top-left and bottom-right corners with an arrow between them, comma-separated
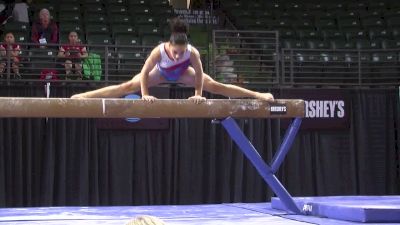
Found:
71,18 -> 274,103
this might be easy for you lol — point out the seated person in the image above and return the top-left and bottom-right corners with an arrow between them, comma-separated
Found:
0,32 -> 21,79
31,8 -> 58,47
57,31 -> 88,80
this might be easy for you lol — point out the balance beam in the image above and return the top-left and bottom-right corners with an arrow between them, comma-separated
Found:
0,97 -> 304,118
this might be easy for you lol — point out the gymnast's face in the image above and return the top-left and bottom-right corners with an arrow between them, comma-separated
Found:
169,43 -> 187,61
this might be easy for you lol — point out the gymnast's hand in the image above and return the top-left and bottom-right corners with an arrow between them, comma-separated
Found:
142,95 -> 157,102
188,95 -> 206,104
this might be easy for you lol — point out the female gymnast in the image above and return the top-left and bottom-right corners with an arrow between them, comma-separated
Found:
71,18 -> 274,103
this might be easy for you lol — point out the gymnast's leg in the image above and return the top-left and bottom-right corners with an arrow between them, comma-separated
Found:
71,67 -> 165,98
177,67 -> 274,101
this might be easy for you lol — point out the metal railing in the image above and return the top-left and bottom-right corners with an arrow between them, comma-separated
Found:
1,37 -> 400,88
0,42 -> 209,84
212,30 -> 279,86
281,48 -> 400,86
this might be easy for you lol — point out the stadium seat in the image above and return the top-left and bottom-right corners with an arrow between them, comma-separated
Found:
112,24 -> 136,36
3,22 -> 29,33
325,3 -> 345,11
384,9 -> 400,19
85,24 -> 110,35
229,9 -> 251,18
369,28 -> 391,40
279,29 -> 297,39
371,52 -> 397,63
264,2 -> 283,10
344,29 -> 367,40
270,19 -> 292,30
59,4 -> 81,12
246,1 -> 263,11
253,10 -> 273,18
362,17 -> 386,28
355,39 -> 381,49
149,0 -> 169,7
86,34 -> 113,55
359,9 -> 384,19
392,28 -> 400,38
115,35 -> 140,46
129,5 -> 151,15
117,52 -> 145,75
137,25 -> 161,36
12,32 -> 29,43
29,49 -> 57,76
83,4 -> 105,13
84,0 -> 103,4
84,12 -> 108,24
282,39 -> 306,49
387,16 -> 400,27
381,39 -> 400,49
134,16 -> 157,25
58,12 -> 81,22
367,1 -> 388,10
293,19 -> 314,29
108,5 -> 128,14
109,14 -> 131,24
104,0 -> 126,4
338,18 -> 361,29
87,34 -> 113,45
336,11 -> 359,20
57,0 -> 79,3
315,18 -> 336,29
307,40 -> 330,49
298,29 -> 321,40
141,35 -> 163,46
330,39 -> 356,49
305,3 -> 323,11
285,2 -> 304,12
322,30 -> 345,40
236,18 -> 263,29
59,23 -> 83,34
347,2 -> 367,10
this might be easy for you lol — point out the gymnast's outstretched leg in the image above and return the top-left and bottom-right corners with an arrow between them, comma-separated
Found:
177,67 -> 274,101
71,67 -> 165,98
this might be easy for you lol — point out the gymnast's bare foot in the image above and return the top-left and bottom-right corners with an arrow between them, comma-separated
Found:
256,93 -> 274,102
71,94 -> 86,99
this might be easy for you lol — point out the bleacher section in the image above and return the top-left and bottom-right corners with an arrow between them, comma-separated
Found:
0,0 -> 398,86
218,0 -> 400,86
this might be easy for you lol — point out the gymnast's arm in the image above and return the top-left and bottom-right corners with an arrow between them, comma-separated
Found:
189,47 -> 206,103
140,47 -> 161,101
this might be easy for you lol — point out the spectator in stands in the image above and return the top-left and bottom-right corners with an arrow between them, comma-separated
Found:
57,31 -> 88,80
0,32 -> 21,79
31,8 -> 58,47
12,0 -> 31,23
125,215 -> 165,225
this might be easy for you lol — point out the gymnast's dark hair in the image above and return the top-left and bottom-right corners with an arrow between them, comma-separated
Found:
169,17 -> 189,45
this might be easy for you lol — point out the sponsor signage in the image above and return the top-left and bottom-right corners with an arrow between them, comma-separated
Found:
174,9 -> 218,25
280,89 -> 350,129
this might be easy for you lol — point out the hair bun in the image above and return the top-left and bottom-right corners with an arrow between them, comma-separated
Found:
169,17 -> 188,34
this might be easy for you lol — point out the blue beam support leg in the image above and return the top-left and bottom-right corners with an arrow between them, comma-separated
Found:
271,117 -> 302,173
221,117 -> 302,214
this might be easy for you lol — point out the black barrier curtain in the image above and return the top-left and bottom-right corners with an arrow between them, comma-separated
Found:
0,86 -> 399,207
